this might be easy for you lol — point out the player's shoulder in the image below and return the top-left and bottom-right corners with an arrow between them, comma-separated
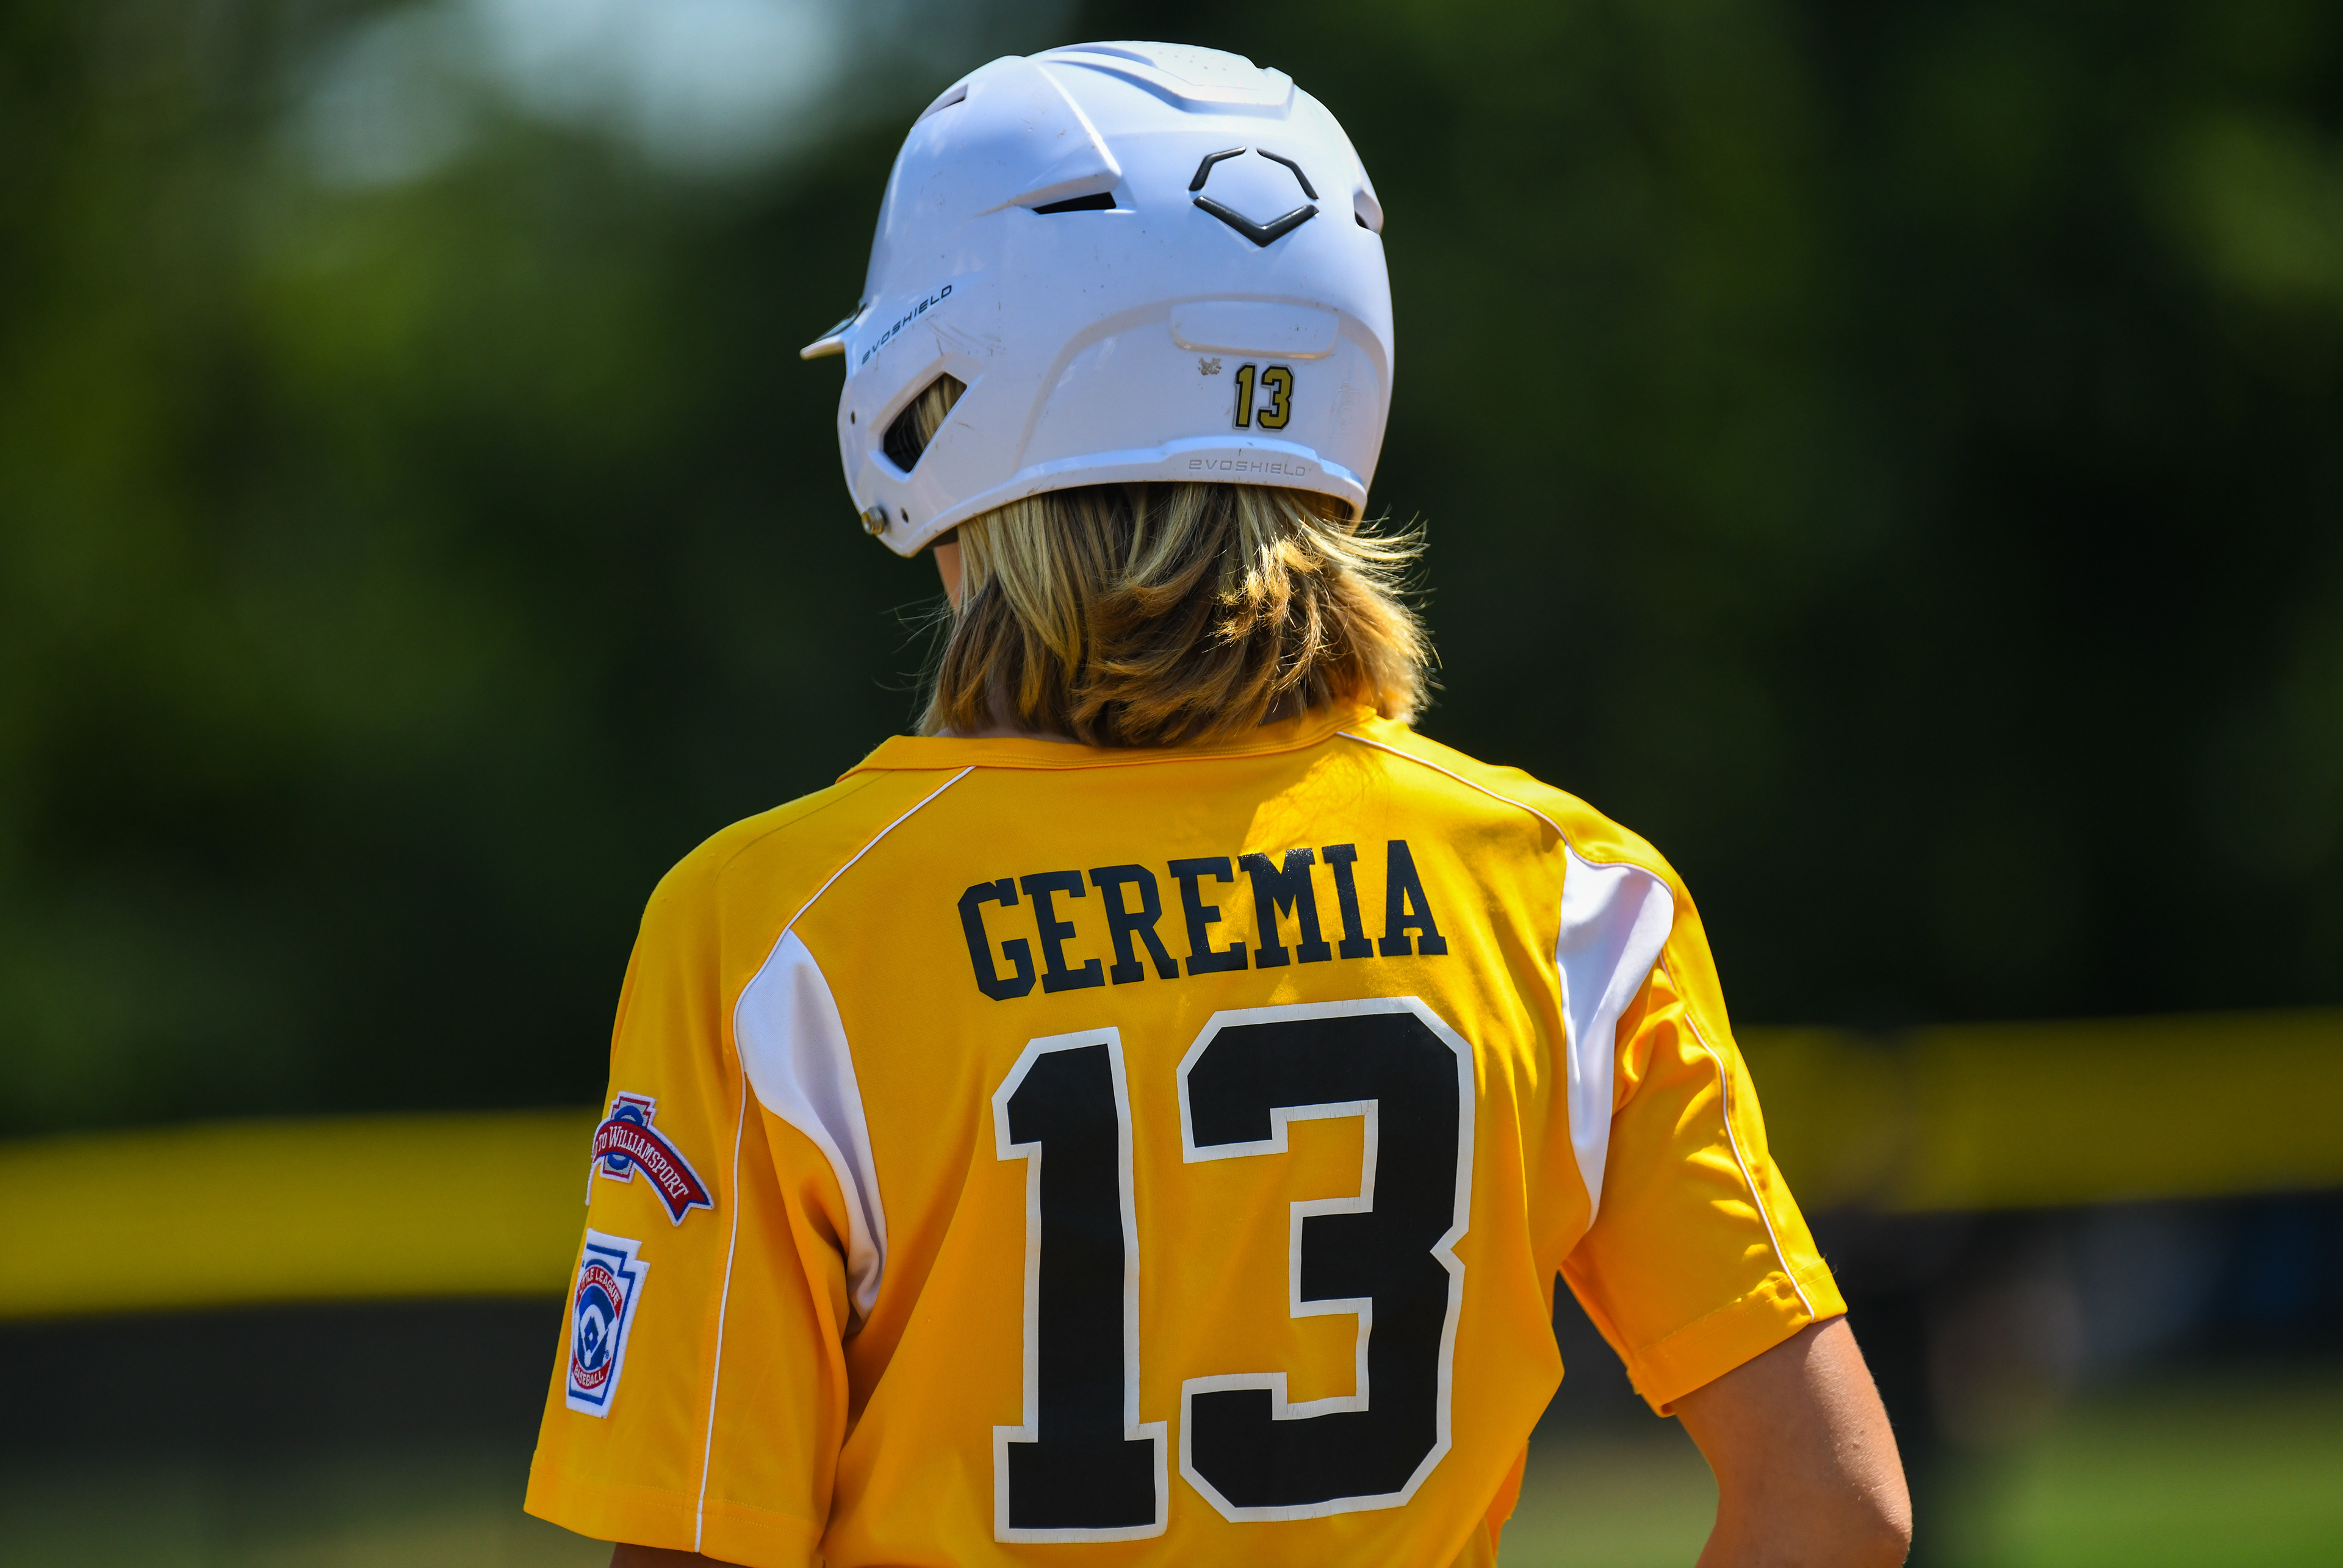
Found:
1340,714 -> 1684,891
639,760 -> 959,935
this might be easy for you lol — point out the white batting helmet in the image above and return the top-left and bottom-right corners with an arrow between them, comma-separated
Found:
801,41 -> 1394,557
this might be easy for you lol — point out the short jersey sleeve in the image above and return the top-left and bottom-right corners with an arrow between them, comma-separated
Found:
1558,901 -> 1845,1413
524,854 -> 857,1568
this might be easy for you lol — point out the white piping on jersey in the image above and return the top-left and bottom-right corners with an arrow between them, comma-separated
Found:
699,764 -> 973,1548
1666,955 -> 1816,1319
779,765 -> 979,938
694,1062 -> 749,1556
728,765 -> 973,1311
1336,730 -> 1672,1224
1341,726 -> 1803,1303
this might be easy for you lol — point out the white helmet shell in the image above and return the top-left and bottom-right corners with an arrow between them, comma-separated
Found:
803,41 -> 1393,557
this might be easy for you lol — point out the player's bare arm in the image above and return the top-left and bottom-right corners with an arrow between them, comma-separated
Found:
527,39 -> 1909,1568
1679,1318 -> 1912,1567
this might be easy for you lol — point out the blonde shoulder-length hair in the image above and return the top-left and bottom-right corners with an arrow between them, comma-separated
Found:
905,380 -> 1432,748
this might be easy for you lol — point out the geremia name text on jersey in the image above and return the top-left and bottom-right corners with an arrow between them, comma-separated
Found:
959,838 -> 1447,1001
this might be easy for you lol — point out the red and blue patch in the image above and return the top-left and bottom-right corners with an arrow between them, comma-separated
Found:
592,1093 -> 714,1224
565,1230 -> 647,1417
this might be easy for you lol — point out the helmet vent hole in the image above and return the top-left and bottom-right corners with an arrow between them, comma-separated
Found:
1031,191 -> 1115,214
882,373 -> 966,472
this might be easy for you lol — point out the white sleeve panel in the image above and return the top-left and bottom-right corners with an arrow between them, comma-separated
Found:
1555,846 -> 1677,1222
732,928 -> 888,1320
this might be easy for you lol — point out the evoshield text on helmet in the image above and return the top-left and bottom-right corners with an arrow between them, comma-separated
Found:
802,41 -> 1394,558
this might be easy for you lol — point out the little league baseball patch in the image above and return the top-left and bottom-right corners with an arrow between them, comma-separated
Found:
566,1230 -> 648,1417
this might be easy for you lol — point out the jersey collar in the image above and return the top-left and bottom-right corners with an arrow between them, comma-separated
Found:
842,702 -> 1381,777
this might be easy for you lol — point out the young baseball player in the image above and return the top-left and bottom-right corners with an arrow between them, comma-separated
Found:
527,41 -> 1910,1568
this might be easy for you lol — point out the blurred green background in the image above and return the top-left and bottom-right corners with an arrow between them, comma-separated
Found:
3,0 -> 2341,1563
10,0 -> 2343,1138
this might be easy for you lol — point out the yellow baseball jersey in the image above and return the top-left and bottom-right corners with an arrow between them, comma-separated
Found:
525,703 -> 1842,1567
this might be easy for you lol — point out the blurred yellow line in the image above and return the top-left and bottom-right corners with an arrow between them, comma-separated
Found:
1746,1008 -> 2343,1212
2,1010 -> 2338,1318
0,1109 -> 594,1320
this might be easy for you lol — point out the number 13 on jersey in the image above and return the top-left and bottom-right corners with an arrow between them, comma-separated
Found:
989,998 -> 1477,1542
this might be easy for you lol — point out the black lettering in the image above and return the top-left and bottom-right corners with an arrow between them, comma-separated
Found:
1239,849 -> 1333,967
1377,840 -> 1449,957
998,1040 -> 1161,1530
1020,871 -> 1104,994
1167,857 -> 1248,975
1088,865 -> 1179,984
1181,1005 -> 1466,1509
960,879 -> 1037,999
1320,843 -> 1375,959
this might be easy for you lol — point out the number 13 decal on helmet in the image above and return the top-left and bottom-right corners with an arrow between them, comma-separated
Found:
1231,364 -> 1295,431
991,998 -> 1474,1539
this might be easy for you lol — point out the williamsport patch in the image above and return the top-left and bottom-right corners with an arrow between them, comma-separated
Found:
591,1092 -> 714,1224
566,1230 -> 647,1417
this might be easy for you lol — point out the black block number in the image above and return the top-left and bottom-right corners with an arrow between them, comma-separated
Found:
992,1032 -> 1167,1541
991,1001 -> 1470,1540
1178,1001 -> 1471,1517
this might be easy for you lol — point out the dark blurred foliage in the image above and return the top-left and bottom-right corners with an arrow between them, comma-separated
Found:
4,0 -> 2341,1135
